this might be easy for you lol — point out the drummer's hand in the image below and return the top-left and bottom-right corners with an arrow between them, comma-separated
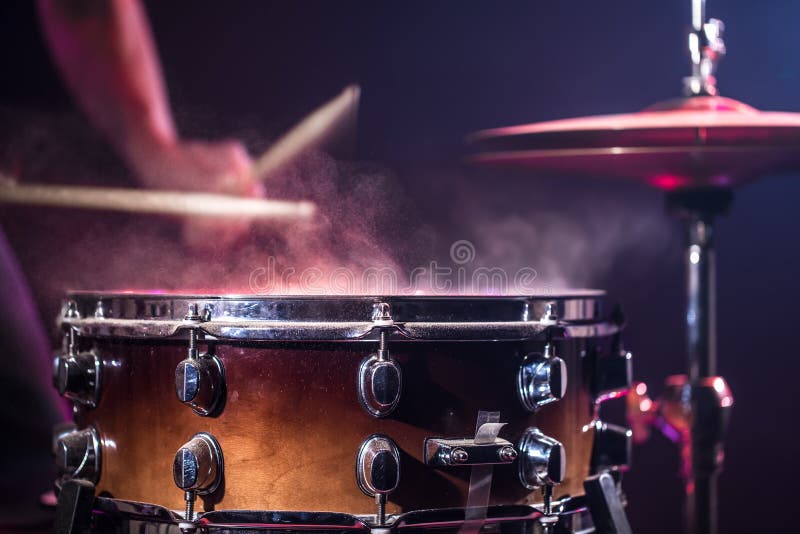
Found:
134,139 -> 259,196
131,139 -> 263,249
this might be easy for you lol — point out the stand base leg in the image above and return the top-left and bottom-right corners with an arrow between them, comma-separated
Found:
584,473 -> 632,534
54,479 -> 95,534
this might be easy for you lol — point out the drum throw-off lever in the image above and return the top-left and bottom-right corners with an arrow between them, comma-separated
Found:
358,302 -> 402,417
453,411 -> 509,534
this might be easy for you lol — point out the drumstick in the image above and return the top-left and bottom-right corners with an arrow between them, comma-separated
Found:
0,87 -> 357,217
0,179 -> 315,219
251,84 -> 360,181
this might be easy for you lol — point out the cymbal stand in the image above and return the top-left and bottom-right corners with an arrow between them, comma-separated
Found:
666,188 -> 734,534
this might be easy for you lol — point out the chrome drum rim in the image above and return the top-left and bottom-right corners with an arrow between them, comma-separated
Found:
58,292 -> 618,341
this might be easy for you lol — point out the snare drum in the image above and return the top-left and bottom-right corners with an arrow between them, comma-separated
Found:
52,292 -> 633,532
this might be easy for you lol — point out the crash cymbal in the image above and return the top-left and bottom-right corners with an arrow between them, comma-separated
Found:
468,95 -> 800,190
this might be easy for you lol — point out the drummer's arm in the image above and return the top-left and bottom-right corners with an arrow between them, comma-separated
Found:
37,0 -> 255,196
37,0 -> 176,175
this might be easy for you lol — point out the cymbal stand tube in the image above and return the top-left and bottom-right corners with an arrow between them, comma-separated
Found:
685,0 -> 725,96
691,0 -> 705,33
669,188 -> 733,534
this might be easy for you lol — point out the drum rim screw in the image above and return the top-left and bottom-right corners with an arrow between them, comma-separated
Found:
372,302 -> 394,327
451,447 -> 469,464
540,301 -> 558,325
499,445 -> 518,463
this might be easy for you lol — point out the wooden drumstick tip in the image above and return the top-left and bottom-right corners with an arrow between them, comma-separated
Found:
251,84 -> 361,182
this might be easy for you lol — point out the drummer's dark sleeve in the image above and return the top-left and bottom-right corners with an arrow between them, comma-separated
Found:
0,229 -> 69,521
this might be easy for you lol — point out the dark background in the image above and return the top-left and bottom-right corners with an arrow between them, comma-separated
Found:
2,1 -> 800,532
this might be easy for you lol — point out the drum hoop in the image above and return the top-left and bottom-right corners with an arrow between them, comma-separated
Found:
92,496 -> 590,529
59,292 -> 618,341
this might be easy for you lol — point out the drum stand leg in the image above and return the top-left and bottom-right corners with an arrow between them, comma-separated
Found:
583,473 -> 632,534
667,189 -> 735,534
54,479 -> 95,534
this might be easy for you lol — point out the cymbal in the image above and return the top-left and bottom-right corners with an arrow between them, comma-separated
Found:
468,96 -> 800,190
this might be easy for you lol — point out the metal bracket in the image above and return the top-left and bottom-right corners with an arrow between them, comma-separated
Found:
588,420 -> 633,474
593,350 -> 633,404
424,437 -> 517,467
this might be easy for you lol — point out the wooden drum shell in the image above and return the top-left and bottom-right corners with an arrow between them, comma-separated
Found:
76,337 -> 599,516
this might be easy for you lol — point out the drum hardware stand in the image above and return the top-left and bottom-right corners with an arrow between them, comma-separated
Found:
684,0 -> 725,97
583,473 -> 632,534
637,2 -> 735,530
651,1 -> 735,531
54,478 -> 96,534
624,189 -> 736,534
465,0 -> 776,526
664,187 -> 734,534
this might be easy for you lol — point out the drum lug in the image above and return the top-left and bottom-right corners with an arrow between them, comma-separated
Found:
518,305 -> 567,412
53,328 -> 102,408
175,304 -> 226,417
173,432 -> 224,532
517,343 -> 567,412
356,434 -> 400,527
54,351 -> 102,408
358,350 -> 401,418
517,426 -> 566,489
55,426 -> 101,483
358,303 -> 402,418
173,432 -> 224,495
518,425 -> 564,534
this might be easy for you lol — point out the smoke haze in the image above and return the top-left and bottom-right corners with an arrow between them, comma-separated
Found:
0,107 -> 677,331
